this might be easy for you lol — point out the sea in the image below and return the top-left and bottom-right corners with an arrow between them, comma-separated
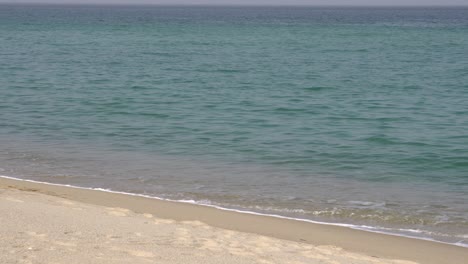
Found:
1,4 -> 467,246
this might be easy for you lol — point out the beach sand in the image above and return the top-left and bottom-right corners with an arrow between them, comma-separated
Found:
1,177 -> 466,264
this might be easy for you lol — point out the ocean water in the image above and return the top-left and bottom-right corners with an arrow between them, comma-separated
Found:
1,4 -> 468,245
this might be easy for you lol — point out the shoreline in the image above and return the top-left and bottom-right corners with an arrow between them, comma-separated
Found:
1,175 -> 465,248
1,175 -> 467,263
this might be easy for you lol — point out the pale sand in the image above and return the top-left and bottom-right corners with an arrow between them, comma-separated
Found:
0,177 -> 466,264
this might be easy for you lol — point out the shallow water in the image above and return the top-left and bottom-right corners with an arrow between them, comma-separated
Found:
1,5 -> 467,245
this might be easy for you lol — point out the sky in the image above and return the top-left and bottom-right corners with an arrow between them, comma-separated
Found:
1,0 -> 467,6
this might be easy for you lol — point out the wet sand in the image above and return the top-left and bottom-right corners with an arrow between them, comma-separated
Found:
1,176 -> 466,264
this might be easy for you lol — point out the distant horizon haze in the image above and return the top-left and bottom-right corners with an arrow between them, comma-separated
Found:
1,0 -> 468,7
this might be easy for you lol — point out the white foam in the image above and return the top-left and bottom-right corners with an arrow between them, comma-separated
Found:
1,175 -> 467,248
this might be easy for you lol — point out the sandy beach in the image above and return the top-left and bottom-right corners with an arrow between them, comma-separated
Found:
0,176 -> 466,264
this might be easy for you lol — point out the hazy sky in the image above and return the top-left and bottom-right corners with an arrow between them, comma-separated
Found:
1,0 -> 467,6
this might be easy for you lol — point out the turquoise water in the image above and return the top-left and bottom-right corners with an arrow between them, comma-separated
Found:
1,5 -> 468,245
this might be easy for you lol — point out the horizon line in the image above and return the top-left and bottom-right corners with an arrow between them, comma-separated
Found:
1,2 -> 468,7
